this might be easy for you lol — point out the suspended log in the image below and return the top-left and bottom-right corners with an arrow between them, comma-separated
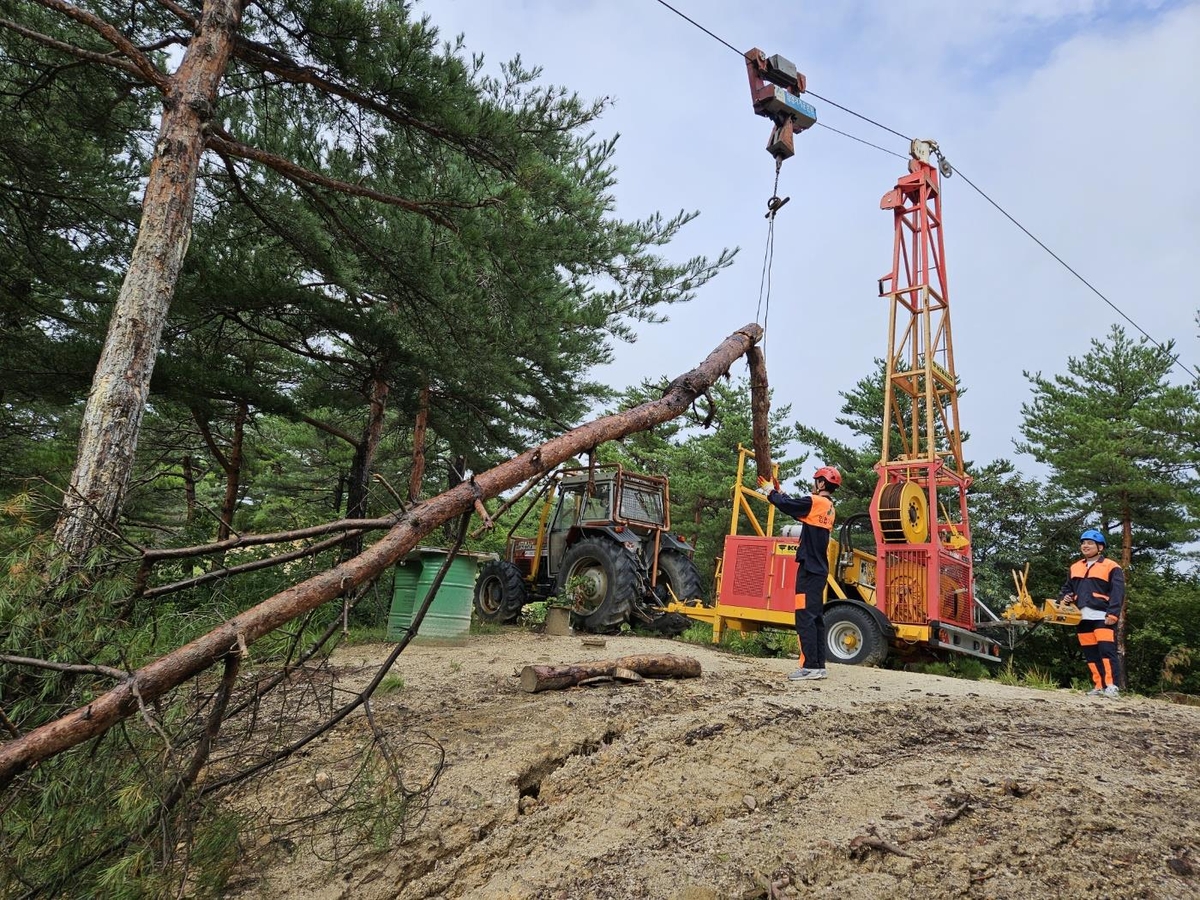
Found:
0,323 -> 762,789
519,654 -> 702,693
747,344 -> 774,481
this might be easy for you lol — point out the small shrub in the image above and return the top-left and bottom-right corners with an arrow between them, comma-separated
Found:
518,601 -> 548,627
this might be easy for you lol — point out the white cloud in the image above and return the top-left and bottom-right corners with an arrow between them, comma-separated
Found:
423,0 -> 1199,470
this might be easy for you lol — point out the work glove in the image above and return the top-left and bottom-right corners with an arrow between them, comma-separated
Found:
1104,614 -> 1118,626
756,474 -> 781,493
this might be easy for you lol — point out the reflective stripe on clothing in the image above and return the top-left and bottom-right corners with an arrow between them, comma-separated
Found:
768,491 -> 836,576
1077,619 -> 1119,690
1061,556 -> 1124,617
798,495 -> 835,531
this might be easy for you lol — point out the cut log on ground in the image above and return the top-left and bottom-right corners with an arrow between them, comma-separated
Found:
519,654 -> 701,693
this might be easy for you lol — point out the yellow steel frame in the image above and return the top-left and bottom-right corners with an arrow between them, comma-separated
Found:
728,443 -> 777,537
1001,565 -> 1081,626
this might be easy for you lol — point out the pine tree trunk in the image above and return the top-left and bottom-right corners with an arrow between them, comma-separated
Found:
182,455 -> 197,524
409,384 -> 430,503
53,0 -> 245,563
343,376 -> 389,559
345,376 -> 390,521
216,403 -> 247,542
1119,503 -> 1133,687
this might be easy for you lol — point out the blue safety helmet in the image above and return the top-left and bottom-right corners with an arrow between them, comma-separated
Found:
1080,529 -> 1107,546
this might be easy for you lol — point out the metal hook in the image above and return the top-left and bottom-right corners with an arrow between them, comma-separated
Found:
765,195 -> 791,219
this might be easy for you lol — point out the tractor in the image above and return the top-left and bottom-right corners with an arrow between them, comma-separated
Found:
472,465 -> 704,632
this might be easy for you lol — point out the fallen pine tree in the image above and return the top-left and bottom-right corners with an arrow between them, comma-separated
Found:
0,322 -> 767,788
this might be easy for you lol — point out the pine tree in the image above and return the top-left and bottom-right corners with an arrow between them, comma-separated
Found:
1017,324 -> 1200,682
3,1 -> 733,563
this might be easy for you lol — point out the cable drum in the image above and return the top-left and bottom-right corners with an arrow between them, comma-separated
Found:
876,481 -> 929,544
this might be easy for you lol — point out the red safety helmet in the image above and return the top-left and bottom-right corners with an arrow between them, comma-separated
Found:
814,466 -> 842,487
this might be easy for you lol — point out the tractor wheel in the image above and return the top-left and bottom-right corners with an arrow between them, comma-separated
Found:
824,604 -> 888,667
473,560 -> 528,624
654,550 -> 704,604
556,538 -> 637,633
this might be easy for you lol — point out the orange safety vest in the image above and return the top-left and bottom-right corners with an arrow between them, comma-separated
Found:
797,495 -> 835,531
1064,557 -> 1122,613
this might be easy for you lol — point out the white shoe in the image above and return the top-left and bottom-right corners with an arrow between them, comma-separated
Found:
1086,688 -> 1104,696
1103,685 -> 1120,698
788,668 -> 827,681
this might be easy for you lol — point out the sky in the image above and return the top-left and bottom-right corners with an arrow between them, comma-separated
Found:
421,0 -> 1199,478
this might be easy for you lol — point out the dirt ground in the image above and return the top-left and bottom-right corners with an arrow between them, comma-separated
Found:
228,629 -> 1200,900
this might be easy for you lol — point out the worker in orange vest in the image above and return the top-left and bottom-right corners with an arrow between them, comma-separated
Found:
1060,529 -> 1125,697
758,466 -> 841,681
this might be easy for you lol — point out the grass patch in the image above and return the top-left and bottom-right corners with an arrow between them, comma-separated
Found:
470,618 -> 505,635
677,621 -> 714,645
377,674 -> 405,694
676,622 -> 798,658
343,624 -> 387,645
903,657 -> 993,681
994,660 -> 1061,690
721,628 -> 797,658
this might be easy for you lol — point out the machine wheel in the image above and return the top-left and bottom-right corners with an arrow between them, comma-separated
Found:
654,550 -> 704,604
556,538 -> 637,632
473,560 -> 528,624
825,604 -> 888,667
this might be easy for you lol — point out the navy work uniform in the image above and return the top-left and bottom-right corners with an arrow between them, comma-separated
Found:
1061,554 -> 1125,692
766,489 -> 835,672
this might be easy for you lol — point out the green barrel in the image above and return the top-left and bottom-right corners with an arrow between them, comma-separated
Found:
387,549 -> 479,644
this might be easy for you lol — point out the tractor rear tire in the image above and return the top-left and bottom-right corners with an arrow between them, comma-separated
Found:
473,560 -> 528,624
654,550 -> 704,604
824,603 -> 888,667
556,538 -> 637,633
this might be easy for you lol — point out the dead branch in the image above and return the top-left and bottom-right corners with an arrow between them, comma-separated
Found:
141,531 -> 359,600
0,654 -> 126,680
24,0 -> 168,89
0,323 -> 762,788
469,472 -> 549,538
0,15 -> 145,81
199,512 -> 471,795
207,132 -> 460,230
372,473 -> 407,508
141,515 -> 400,561
162,650 -> 240,810
849,825 -> 913,860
